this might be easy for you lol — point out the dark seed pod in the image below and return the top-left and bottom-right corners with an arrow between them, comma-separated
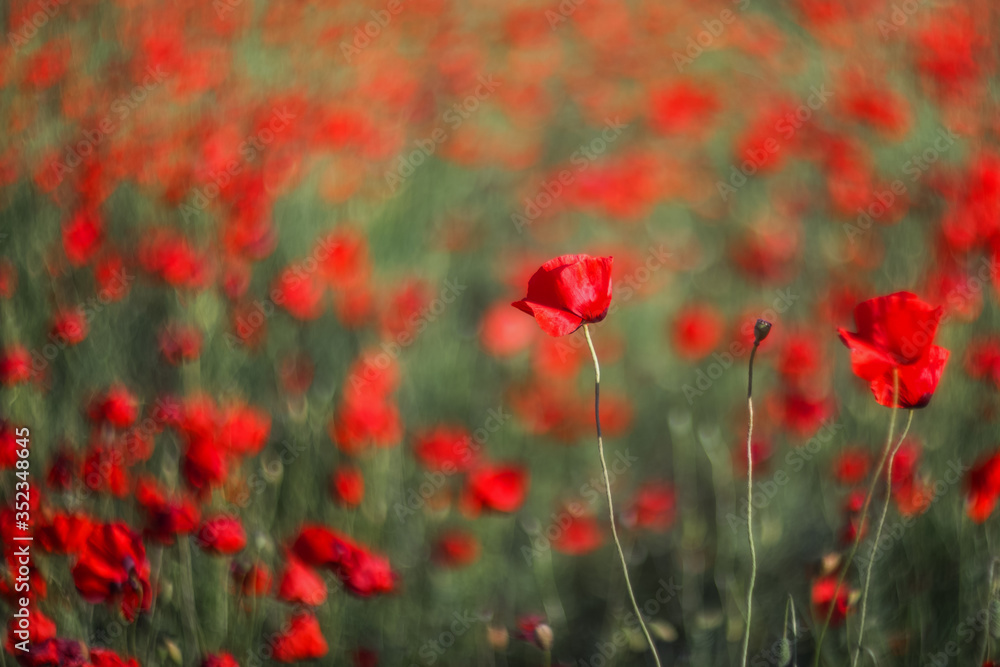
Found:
753,319 -> 772,344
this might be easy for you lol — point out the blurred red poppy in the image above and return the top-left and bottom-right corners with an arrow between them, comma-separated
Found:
71,521 -> 152,622
272,611 -> 329,663
464,464 -> 529,514
512,255 -> 613,337
277,555 -> 328,606
196,516 -> 247,555
812,574 -> 852,627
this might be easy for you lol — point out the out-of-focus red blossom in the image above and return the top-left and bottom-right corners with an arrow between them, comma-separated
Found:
89,648 -> 141,667
769,390 -> 834,438
939,153 -> 1000,251
836,75 -> 910,136
273,266 -> 326,320
512,255 -> 613,337
158,324 -> 202,364
730,221 -> 802,283
196,516 -> 247,555
432,529 -> 481,568
138,228 -> 208,289
379,280 -> 432,339
834,447 -> 871,486
72,521 -> 152,622
331,465 -> 365,507
352,648 -> 379,667
9,636 -> 89,667
649,81 -> 718,137
318,227 -> 369,289
344,351 -> 399,402
623,482 -> 676,531
0,259 -> 16,298
552,512 -> 604,555
36,511 -> 93,555
94,251 -> 131,302
135,477 -> 200,545
885,439 -> 934,517
837,292 -> 950,409
330,396 -> 402,454
277,554 -> 328,606
413,427 -> 479,472
480,301 -> 538,357
291,525 -> 397,597
914,8 -> 984,95
777,332 -> 826,390
88,384 -> 139,429
201,653 -> 241,667
220,402 -> 270,456
62,210 -> 103,267
812,574 -> 853,627
671,303 -> 724,361
966,339 -> 1000,389
0,345 -> 33,386
334,287 -> 374,327
510,382 -> 585,443
232,561 -> 273,598
51,309 -> 89,346
464,464 -> 529,514
272,611 -> 329,663
841,490 -> 867,545
966,450 -> 1000,523
515,615 -> 551,649
46,448 -> 77,491
83,445 -> 129,498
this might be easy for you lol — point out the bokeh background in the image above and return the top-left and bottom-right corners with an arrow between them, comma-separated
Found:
1,0 -> 1000,665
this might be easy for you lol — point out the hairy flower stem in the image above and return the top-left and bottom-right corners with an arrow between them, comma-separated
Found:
815,370 -> 904,666
741,334 -> 763,667
852,406 -> 913,666
584,325 -> 661,667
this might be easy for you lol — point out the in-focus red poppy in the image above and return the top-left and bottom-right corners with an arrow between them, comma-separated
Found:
71,521 -> 152,622
511,254 -> 613,337
272,611 -> 329,663
837,292 -> 950,408
196,516 -> 247,555
277,554 -> 328,606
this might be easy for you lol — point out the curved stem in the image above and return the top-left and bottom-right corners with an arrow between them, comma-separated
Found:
584,325 -> 662,667
852,407 -> 912,666
741,343 -> 759,667
814,370 -> 902,666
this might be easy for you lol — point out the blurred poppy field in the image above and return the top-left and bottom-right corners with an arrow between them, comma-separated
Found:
2,0 -> 1000,665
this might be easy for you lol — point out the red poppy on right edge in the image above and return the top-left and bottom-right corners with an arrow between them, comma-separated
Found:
837,292 -> 950,409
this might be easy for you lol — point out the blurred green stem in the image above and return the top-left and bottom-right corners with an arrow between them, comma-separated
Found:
814,370 -> 901,666
583,325 -> 661,667
852,408 -> 913,666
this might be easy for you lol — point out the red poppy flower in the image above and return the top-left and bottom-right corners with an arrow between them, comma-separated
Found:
88,385 -> 139,429
196,516 -> 247,555
36,512 -> 93,555
833,447 -> 871,486
159,324 -> 202,364
272,612 -> 329,663
512,255 -> 613,337
432,529 -> 481,568
63,210 -> 104,267
46,448 -> 78,491
201,653 -> 241,667
277,555 -> 328,606
219,402 -> 271,456
623,482 -> 677,531
4,606 -> 56,655
331,465 -> 365,507
291,525 -> 397,597
89,647 -> 141,667
83,445 -> 130,498
480,301 -> 538,357
330,397 -> 402,454
232,562 -> 272,598
812,574 -> 852,627
0,345 -> 33,386
837,292 -> 950,408
966,451 -> 1000,523
71,521 -> 152,622
413,427 -> 479,472
671,303 -> 725,361
51,309 -> 89,346
464,464 -> 529,514
135,477 -> 200,545
552,513 -> 604,555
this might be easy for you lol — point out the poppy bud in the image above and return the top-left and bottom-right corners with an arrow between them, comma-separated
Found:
487,625 -> 510,650
535,623 -> 554,651
754,319 -> 772,344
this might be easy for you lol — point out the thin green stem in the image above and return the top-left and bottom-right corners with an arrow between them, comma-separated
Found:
584,325 -> 661,667
742,342 -> 760,667
814,370 -> 901,666
852,408 -> 912,666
